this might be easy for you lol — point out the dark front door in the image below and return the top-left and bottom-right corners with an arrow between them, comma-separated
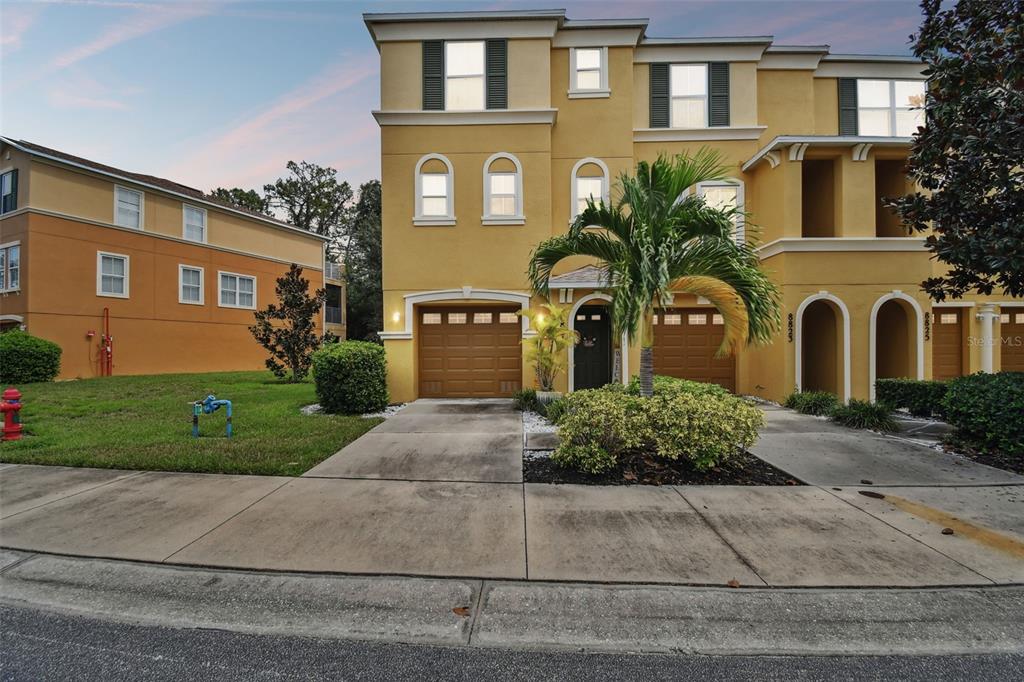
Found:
574,308 -> 612,390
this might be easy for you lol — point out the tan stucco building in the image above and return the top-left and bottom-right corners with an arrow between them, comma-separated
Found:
365,10 -> 1022,403
0,138 -> 341,379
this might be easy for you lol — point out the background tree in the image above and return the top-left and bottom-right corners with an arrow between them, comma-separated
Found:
264,161 -> 354,257
528,151 -> 780,397
249,264 -> 327,381
343,180 -> 383,341
889,0 -> 1024,300
208,187 -> 271,216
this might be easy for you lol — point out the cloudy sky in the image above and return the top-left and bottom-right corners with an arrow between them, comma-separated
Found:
0,0 -> 923,193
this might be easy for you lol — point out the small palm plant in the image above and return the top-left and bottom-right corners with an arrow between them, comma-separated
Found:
528,150 -> 781,397
520,301 -> 579,392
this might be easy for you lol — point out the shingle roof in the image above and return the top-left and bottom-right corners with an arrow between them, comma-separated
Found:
2,137 -> 325,240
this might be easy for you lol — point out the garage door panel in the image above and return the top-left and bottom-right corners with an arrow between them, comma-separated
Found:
418,306 -> 522,398
654,307 -> 735,392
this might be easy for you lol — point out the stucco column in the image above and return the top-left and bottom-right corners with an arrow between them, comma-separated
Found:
977,303 -> 999,373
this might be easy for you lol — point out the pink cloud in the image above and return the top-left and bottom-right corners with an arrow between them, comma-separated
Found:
0,3 -> 44,54
47,72 -> 141,110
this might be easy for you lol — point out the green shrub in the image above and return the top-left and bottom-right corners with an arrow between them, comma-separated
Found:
541,396 -> 567,424
0,330 -> 62,384
552,386 -> 763,474
829,399 -> 899,431
784,390 -> 839,416
627,374 -> 730,397
875,378 -> 948,417
942,372 -> 1024,456
512,388 -> 538,412
311,341 -> 388,414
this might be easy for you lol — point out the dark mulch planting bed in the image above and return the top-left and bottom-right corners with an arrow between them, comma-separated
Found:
524,450 -> 802,486
941,439 -> 1024,475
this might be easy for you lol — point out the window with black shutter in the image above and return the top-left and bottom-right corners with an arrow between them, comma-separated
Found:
708,62 -> 730,127
649,63 -> 669,128
485,39 -> 507,109
422,40 -> 444,111
838,78 -> 858,136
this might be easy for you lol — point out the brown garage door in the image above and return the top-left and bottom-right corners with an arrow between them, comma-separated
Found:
653,308 -> 735,392
418,307 -> 522,398
932,309 -> 963,380
1001,310 -> 1024,372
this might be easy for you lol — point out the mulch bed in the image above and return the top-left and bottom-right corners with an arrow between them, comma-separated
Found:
940,439 -> 1024,475
524,449 -> 802,486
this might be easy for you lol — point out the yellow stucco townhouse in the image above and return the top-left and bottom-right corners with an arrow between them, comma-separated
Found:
365,9 -> 1024,404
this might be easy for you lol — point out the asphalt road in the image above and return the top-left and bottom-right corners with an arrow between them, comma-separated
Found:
3,605 -> 1021,681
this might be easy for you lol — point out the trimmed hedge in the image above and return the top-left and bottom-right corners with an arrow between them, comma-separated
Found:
784,390 -> 839,416
553,385 -> 763,474
311,341 -> 388,414
627,374 -> 730,397
875,378 -> 948,418
0,330 -> 62,384
942,372 -> 1024,456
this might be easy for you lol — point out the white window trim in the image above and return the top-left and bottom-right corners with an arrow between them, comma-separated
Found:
217,270 -> 257,310
858,79 -> 925,137
178,264 -> 205,306
695,179 -> 745,244
113,185 -> 144,231
570,157 -> 610,223
444,40 -> 486,112
414,153 -> 456,226
481,152 -> 525,225
182,203 -> 208,243
670,63 -> 709,129
96,251 -> 130,299
568,46 -> 610,98
0,240 -> 20,293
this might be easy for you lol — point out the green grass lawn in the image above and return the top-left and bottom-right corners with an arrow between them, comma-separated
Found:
0,371 -> 381,476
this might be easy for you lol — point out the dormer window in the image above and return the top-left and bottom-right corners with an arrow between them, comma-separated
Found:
649,62 -> 729,129
423,40 -> 507,111
569,47 -> 609,97
670,64 -> 708,128
445,41 -> 485,110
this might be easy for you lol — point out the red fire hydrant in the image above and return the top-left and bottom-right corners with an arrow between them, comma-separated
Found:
2,388 -> 23,441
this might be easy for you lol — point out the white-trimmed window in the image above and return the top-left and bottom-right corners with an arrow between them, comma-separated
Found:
97,252 -> 129,298
571,157 -> 610,220
0,170 -> 17,214
178,265 -> 204,305
445,41 -> 485,111
857,79 -> 926,137
670,64 -> 708,128
414,154 -> 455,225
0,242 -> 20,292
569,47 -> 608,97
482,152 -> 524,225
696,179 -> 745,243
183,204 -> 207,243
218,271 -> 255,309
114,186 -> 143,229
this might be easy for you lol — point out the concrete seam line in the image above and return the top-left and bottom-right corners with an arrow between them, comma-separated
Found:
0,470 -> 148,521
671,487 -> 769,588
521,483 -> 530,581
0,552 -> 38,576
818,486 -> 998,584
466,580 -> 488,646
159,478 -> 293,563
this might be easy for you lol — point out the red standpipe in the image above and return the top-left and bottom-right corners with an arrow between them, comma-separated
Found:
101,307 -> 113,376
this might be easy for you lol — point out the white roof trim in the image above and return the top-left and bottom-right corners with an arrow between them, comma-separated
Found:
742,135 -> 912,172
757,237 -> 926,258
635,43 -> 769,63
634,126 -> 766,143
373,109 -> 558,126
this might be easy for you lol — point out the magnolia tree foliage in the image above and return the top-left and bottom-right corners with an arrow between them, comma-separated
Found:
264,161 -> 355,259
889,0 -> 1024,300
249,264 -> 327,381
208,187 -> 272,216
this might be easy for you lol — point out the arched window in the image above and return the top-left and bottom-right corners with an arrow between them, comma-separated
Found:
570,157 -> 609,221
692,179 -> 745,243
414,154 -> 455,226
482,152 -> 524,225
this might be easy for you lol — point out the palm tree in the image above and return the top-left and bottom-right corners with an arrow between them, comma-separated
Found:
528,150 -> 781,397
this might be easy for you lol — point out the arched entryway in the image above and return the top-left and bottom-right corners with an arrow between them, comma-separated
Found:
568,293 -> 627,391
869,292 -> 924,400
795,292 -> 851,402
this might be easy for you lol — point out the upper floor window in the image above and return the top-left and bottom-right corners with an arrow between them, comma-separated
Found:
445,41 -> 485,110
178,265 -> 204,305
696,180 -> 745,244
97,252 -> 129,298
482,152 -> 524,225
571,158 -> 610,220
114,186 -> 143,229
0,242 -> 20,292
857,79 -> 925,137
569,47 -> 608,97
183,204 -> 207,243
219,271 -> 255,309
0,170 -> 17,214
414,154 -> 455,226
671,64 -> 708,128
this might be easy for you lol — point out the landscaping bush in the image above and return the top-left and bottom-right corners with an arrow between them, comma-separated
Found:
512,388 -> 538,412
0,330 -> 62,384
311,341 -> 387,414
627,374 -> 730,397
541,396 -> 567,424
784,390 -> 839,416
552,386 -> 763,474
829,399 -> 899,432
942,372 -> 1024,456
875,378 -> 948,418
